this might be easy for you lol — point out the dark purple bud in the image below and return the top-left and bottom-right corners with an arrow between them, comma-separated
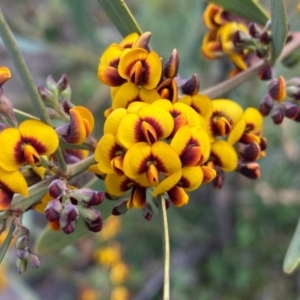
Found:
240,141 -> 261,162
249,23 -> 261,38
232,30 -> 251,47
86,221 -> 103,232
238,161 -> 260,179
286,86 -> 300,100
44,199 -> 62,222
258,65 -> 274,81
268,76 -> 286,101
69,188 -> 105,206
260,31 -> 271,44
255,47 -> 268,58
48,179 -> 66,199
181,74 -> 199,96
81,207 -> 102,224
212,168 -> 225,189
0,88 -> 17,126
61,222 -> 76,235
62,204 -> 79,222
57,74 -> 69,93
282,102 -> 300,119
259,94 -> 273,116
271,105 -> 284,124
38,85 -> 55,103
260,137 -> 268,151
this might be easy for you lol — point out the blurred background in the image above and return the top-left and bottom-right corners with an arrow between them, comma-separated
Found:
1,0 -> 300,299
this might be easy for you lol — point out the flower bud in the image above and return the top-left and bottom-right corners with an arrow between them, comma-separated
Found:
81,207 -> 102,224
232,30 -> 251,47
142,203 -> 153,221
46,75 -> 58,95
260,31 -> 271,44
239,141 -> 261,162
181,74 -> 199,96
61,222 -> 76,235
69,188 -> 105,206
17,226 -> 30,237
17,249 -> 28,260
57,74 -> 71,102
282,102 -> 300,119
249,23 -> 261,38
268,76 -> 286,101
16,257 -> 28,274
0,88 -> 17,126
38,85 -> 56,103
16,235 -> 28,250
259,94 -> 273,116
44,199 -> 62,222
28,254 -> 40,269
133,32 -> 151,51
212,168 -> 225,189
271,105 -> 284,124
163,49 -> 179,78
286,85 -> 300,100
238,161 -> 260,179
48,179 -> 67,199
112,199 -> 129,216
255,47 -> 268,58
260,137 -> 268,151
61,204 -> 79,223
258,65 -> 274,81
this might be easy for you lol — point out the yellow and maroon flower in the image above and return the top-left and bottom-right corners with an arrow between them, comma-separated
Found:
118,48 -> 162,89
0,120 -> 59,172
0,66 -> 11,87
206,99 -> 244,141
123,141 -> 181,187
117,103 -> 174,149
98,33 -> 139,87
0,168 -> 28,210
95,134 -> 125,176
203,4 -> 229,30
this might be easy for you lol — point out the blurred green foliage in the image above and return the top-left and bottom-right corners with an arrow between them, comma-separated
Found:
1,0 -> 300,299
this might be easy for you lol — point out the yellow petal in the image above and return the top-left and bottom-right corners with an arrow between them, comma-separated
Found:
105,174 -> 133,197
152,170 -> 182,197
104,108 -> 127,135
227,118 -> 246,145
211,140 -> 238,171
112,82 -> 140,110
71,106 -> 94,136
181,166 -> 203,191
119,32 -> 139,49
168,186 -> 189,207
0,66 -> 11,86
0,127 -> 23,171
143,51 -> 162,89
95,134 -> 124,174
19,120 -> 59,155
0,168 -> 28,197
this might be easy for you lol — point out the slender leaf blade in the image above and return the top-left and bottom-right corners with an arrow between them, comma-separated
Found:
270,0 -> 288,65
283,217 -> 300,274
97,0 -> 143,37
208,0 -> 268,25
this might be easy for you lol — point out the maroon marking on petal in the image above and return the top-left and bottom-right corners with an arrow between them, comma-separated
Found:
0,187 -> 14,210
14,139 -> 25,164
210,152 -> 223,169
120,177 -> 134,192
108,144 -> 124,161
133,119 -> 144,142
142,61 -> 150,86
137,155 -> 151,174
142,117 -> 163,138
109,58 -> 120,68
22,137 -> 47,155
151,154 -> 167,173
209,111 -> 233,136
170,108 -> 180,118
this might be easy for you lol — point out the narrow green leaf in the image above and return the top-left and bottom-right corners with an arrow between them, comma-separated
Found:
270,0 -> 289,65
208,0 -> 268,25
283,217 -> 300,274
97,0 -> 143,37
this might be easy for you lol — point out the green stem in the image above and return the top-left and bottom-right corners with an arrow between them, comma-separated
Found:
159,194 -> 170,300
0,6 -> 67,173
0,221 -> 15,264
13,108 -> 39,120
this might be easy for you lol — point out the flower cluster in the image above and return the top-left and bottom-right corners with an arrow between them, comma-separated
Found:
95,32 -> 267,216
201,4 -> 271,76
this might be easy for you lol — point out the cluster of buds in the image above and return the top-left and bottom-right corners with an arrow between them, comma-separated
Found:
259,75 -> 300,124
44,179 -> 104,234
15,223 -> 40,274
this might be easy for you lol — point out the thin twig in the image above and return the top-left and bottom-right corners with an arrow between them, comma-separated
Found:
159,194 -> 170,300
0,221 -> 15,264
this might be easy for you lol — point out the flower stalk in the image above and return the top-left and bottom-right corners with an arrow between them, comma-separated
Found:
159,194 -> 170,300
